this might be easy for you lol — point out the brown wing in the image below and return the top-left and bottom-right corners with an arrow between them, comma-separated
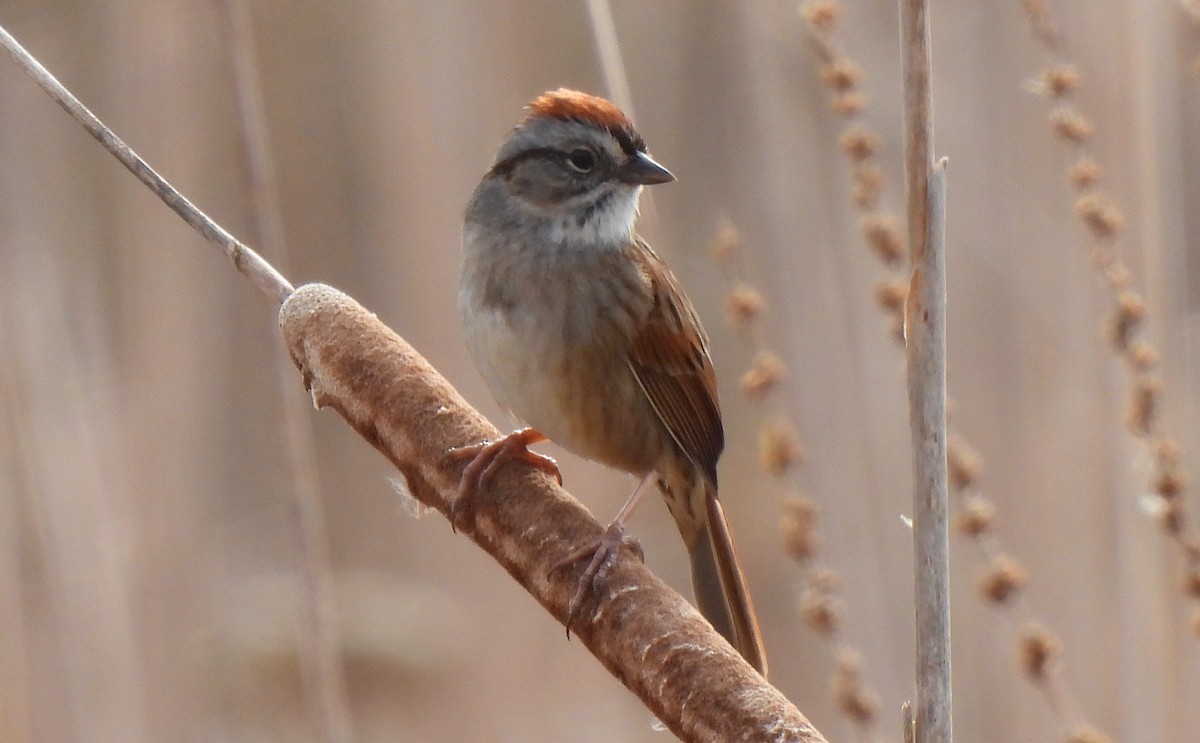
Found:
626,239 -> 723,485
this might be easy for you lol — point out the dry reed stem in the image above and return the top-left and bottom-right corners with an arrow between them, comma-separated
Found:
585,0 -> 662,239
216,2 -> 353,739
799,0 -> 1104,736
0,22 -> 292,306
716,225 -> 887,743
1,20 -> 833,740
281,284 -> 828,743
900,0 -> 951,739
586,0 -> 637,123
1020,0 -> 1200,633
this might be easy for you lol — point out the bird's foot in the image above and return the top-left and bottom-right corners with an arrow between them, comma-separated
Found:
552,521 -> 645,636
444,427 -> 561,531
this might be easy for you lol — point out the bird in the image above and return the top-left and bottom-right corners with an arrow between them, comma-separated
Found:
452,88 -> 766,675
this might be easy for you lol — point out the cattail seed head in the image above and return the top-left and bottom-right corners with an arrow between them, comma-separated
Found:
1050,106 -> 1094,143
1129,343 -> 1159,371
1018,624 -> 1060,679
1022,0 -> 1064,49
1158,499 -> 1185,536
1108,290 -> 1145,352
832,92 -> 866,116
832,650 -> 880,724
821,59 -> 861,92
1154,467 -> 1187,501
875,279 -> 908,313
1067,158 -> 1102,190
760,419 -> 805,476
948,437 -> 983,491
710,223 -> 741,266
740,350 -> 786,398
1126,376 -> 1161,436
1183,564 -> 1200,599
1075,192 -> 1125,240
781,497 -> 820,562
956,495 -> 997,538
839,125 -> 878,161
800,0 -> 841,30
1040,64 -> 1081,97
979,553 -> 1029,604
725,283 -> 766,328
851,164 -> 885,208
860,214 -> 905,265
799,588 -> 844,636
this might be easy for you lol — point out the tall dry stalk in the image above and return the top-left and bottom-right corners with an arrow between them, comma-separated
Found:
898,0 -> 951,740
798,2 -> 1113,741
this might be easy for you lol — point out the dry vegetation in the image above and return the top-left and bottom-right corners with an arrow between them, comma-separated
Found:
1,1 -> 1198,741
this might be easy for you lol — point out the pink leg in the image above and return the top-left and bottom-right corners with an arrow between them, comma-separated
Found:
445,427 -> 562,529
553,471 -> 657,635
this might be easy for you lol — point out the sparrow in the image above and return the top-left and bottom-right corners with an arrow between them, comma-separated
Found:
453,89 -> 766,675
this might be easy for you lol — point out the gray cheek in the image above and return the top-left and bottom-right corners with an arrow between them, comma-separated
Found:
511,160 -> 603,208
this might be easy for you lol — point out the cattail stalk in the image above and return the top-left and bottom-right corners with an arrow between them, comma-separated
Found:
279,285 -> 828,743
899,0 -> 951,741
800,2 -> 1110,738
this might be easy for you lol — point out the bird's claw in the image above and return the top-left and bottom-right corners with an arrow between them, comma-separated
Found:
552,522 -> 644,637
443,427 -> 560,531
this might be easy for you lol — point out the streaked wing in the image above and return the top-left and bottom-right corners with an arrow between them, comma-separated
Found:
626,239 -> 723,485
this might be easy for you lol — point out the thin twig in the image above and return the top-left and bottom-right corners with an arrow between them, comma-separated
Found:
900,0 -> 951,741
0,22 -> 292,305
585,0 -> 637,121
584,0 -> 662,236
215,2 -> 353,740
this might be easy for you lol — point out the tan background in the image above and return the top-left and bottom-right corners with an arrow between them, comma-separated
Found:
1,1 -> 1198,741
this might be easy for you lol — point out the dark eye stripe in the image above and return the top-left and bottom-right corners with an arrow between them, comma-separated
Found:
488,147 -> 609,200
488,147 -> 562,177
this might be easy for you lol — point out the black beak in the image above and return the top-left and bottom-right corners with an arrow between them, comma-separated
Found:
618,151 -> 675,186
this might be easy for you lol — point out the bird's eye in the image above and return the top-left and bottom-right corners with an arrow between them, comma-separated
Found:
567,148 -> 596,173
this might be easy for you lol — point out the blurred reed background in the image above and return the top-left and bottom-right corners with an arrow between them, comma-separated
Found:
1,1 -> 1198,741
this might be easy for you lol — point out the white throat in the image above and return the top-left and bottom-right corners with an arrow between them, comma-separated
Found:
546,186 -> 640,247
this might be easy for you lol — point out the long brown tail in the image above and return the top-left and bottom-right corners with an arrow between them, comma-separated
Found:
688,484 -> 768,676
